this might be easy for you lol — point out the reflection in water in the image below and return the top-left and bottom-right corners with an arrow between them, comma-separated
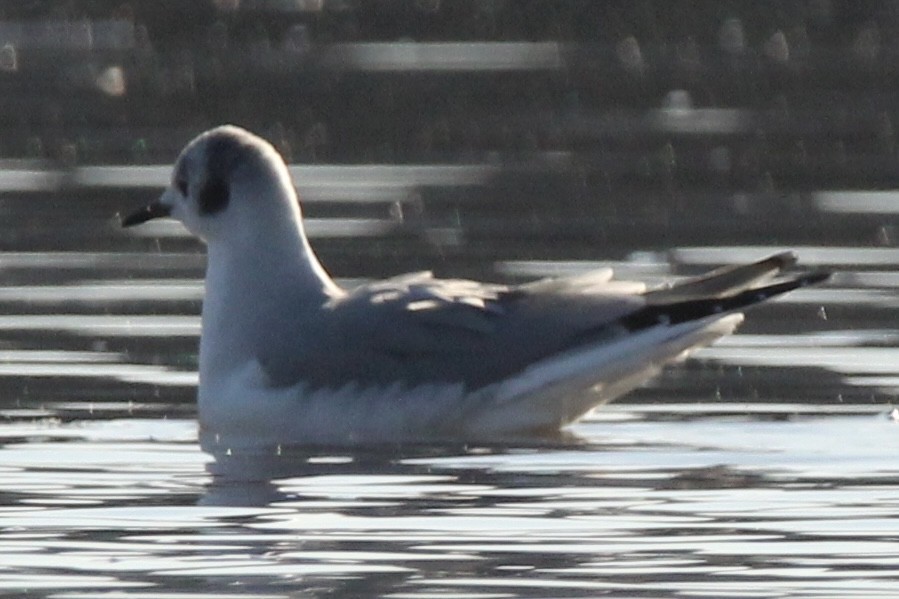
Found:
319,41 -> 564,71
815,191 -> 899,214
0,280 -> 203,303
672,246 -> 899,268
0,410 -> 897,598
0,314 -> 199,337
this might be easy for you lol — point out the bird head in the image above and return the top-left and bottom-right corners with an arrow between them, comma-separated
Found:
122,125 -> 301,244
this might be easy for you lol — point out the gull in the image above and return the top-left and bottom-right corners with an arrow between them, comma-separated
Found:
122,125 -> 829,448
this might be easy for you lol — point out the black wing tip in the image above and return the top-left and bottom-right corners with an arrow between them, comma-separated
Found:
623,266 -> 829,332
736,268 -> 830,305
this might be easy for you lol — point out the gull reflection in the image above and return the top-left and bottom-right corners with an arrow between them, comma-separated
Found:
201,434 -> 583,507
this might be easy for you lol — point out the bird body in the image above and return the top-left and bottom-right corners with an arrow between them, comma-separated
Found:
122,125 -> 828,448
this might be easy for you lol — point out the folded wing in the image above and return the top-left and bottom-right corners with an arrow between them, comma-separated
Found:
258,254 -> 827,406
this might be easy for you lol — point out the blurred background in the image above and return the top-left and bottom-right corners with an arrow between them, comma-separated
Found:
0,0 -> 898,414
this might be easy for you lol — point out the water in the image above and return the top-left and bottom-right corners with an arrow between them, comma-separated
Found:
0,171 -> 897,598
1,409 -> 897,598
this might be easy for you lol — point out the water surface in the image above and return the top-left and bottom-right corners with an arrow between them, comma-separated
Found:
0,174 -> 897,598
1,406 -> 897,598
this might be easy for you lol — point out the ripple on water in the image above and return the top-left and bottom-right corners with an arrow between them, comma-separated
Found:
0,411 -> 896,597
0,195 -> 897,597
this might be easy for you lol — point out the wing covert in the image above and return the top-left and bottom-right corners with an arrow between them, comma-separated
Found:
256,271 -> 647,391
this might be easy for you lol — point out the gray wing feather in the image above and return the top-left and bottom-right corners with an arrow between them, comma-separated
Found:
259,270 -> 644,390
257,252 -> 824,392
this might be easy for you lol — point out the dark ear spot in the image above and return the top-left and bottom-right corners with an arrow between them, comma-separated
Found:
173,161 -> 189,196
197,134 -> 243,215
198,173 -> 229,215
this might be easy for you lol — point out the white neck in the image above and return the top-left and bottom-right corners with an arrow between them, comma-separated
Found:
198,216 -> 341,389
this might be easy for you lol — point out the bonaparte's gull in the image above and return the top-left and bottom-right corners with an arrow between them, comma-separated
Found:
122,125 -> 829,447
